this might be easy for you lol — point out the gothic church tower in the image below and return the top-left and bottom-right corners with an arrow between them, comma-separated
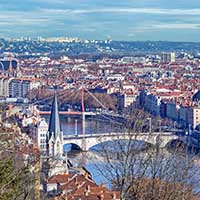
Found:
47,93 -> 63,158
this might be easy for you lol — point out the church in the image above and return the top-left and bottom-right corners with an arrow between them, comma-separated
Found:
47,93 -> 64,158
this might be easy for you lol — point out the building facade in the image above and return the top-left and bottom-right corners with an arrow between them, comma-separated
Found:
0,77 -> 10,97
9,79 -> 31,98
37,119 -> 48,153
166,101 -> 179,121
0,77 -> 31,98
144,93 -> 161,116
187,107 -> 200,129
161,52 -> 176,63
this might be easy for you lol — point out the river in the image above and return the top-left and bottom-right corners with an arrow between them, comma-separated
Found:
44,115 -> 123,135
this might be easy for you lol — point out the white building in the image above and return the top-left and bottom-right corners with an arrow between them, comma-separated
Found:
124,93 -> 137,108
30,80 -> 41,90
106,74 -> 125,81
37,119 -> 48,153
161,52 -> 176,63
0,77 -> 10,97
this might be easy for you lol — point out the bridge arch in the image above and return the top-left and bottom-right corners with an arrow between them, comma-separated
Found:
63,133 -> 178,152
164,138 -> 182,148
63,142 -> 82,152
89,139 -> 153,151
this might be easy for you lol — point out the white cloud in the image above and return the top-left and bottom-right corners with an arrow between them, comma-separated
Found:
0,3 -> 200,41
129,22 -> 200,34
54,8 -> 200,16
153,23 -> 200,29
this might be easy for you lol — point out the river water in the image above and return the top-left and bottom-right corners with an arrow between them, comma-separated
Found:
44,115 -> 123,136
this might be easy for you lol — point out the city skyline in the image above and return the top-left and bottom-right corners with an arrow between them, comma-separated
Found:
0,0 -> 200,41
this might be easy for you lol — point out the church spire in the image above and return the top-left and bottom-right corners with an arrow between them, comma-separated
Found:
48,93 -> 62,139
47,91 -> 63,158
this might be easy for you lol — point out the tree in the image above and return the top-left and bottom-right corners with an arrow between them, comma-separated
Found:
90,117 -> 200,200
0,121 -> 36,200
0,157 -> 35,200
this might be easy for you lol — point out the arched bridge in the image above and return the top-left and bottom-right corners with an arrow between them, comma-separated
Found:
63,132 -> 178,151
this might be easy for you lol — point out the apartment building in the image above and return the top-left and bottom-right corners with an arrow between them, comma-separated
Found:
187,107 -> 200,129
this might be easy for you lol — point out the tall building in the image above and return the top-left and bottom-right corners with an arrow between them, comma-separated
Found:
0,77 -> 31,98
144,93 -> 162,116
9,79 -> 21,97
8,79 -> 30,98
21,80 -> 31,97
0,77 -> 10,96
37,119 -> 48,153
47,93 -> 63,158
161,52 -> 176,63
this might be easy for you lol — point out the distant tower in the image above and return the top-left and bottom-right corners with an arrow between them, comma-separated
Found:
161,52 -> 176,63
9,60 -> 13,76
16,61 -> 21,77
47,93 -> 63,158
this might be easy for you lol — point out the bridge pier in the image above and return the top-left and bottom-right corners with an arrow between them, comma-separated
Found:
81,138 -> 88,152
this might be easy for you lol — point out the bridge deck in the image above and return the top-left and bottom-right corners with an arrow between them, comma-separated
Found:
39,111 -> 96,115
62,132 -> 178,151
63,132 -> 175,140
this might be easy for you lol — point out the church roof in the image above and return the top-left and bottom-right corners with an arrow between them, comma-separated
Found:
192,90 -> 200,101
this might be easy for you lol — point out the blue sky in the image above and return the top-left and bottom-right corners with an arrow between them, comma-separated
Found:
0,0 -> 200,41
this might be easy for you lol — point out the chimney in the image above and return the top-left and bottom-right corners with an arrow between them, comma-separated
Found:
100,190 -> 104,200
84,186 -> 90,196
101,182 -> 106,188
84,172 -> 89,179
100,191 -> 104,200
83,185 -> 90,193
84,190 -> 88,196
75,176 -> 78,185
112,192 -> 116,200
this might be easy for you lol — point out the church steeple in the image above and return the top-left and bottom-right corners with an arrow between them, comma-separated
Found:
47,92 -> 63,158
48,93 -> 62,139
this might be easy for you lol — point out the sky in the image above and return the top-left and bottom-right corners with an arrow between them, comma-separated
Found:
0,0 -> 200,41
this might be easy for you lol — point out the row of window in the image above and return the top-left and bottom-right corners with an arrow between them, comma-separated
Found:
40,145 -> 46,149
39,129 -> 48,132
40,139 -> 46,143
40,134 -> 47,138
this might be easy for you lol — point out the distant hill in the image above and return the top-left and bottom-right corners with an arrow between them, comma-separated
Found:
1,38 -> 200,57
